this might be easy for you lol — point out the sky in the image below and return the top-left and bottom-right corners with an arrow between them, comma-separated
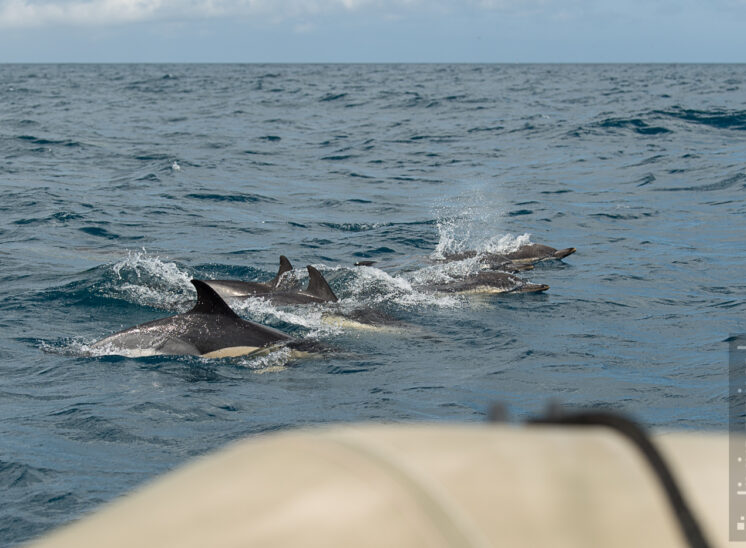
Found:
0,0 -> 744,63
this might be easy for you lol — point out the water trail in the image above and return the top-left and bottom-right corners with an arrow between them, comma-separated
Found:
343,265 -> 461,308
231,296 -> 337,338
226,263 -> 463,335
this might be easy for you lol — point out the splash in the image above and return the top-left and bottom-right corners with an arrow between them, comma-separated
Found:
429,184 -> 540,264
236,345 -> 293,372
432,186 -> 509,259
231,296 -> 341,338
347,264 -> 413,296
406,258 -> 482,285
434,220 -> 533,260
40,337 -> 142,358
482,232 -> 533,254
433,215 -> 469,259
40,338 -> 90,357
109,250 -> 194,311
433,219 -> 533,261
345,265 -> 461,309
224,263 -> 462,335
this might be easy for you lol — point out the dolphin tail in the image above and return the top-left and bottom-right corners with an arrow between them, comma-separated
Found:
306,266 -> 338,302
269,256 -> 293,288
189,280 -> 242,318
553,247 -> 576,259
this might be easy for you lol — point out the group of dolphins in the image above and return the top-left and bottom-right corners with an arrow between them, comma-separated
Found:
90,242 -> 576,359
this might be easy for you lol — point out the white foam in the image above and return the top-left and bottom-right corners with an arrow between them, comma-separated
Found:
407,257 -> 482,285
90,344 -> 161,358
230,296 -> 342,338
225,263 -> 464,334
433,217 -> 534,261
41,338 -> 159,358
40,338 -> 88,356
348,264 -> 413,295
235,345 -> 293,371
344,265 -> 461,309
431,186 -> 510,258
482,232 -> 533,254
433,216 -> 469,259
110,250 -> 194,310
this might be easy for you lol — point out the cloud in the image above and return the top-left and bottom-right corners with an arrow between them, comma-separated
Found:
0,0 -> 156,26
0,0 -> 408,27
0,0 -> 539,29
1,0 -> 736,29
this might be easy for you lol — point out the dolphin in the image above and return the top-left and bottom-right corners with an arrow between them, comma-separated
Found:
204,265 -> 338,306
90,280 -> 297,358
204,266 -> 405,331
477,253 -> 534,272
501,244 -> 576,264
438,244 -> 575,266
433,251 -> 532,272
204,256 -> 294,298
321,307 -> 407,332
425,271 -> 549,294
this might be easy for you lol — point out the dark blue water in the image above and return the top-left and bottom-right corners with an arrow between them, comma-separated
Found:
1,64 -> 744,546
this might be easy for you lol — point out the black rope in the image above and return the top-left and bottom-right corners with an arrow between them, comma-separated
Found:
527,408 -> 710,548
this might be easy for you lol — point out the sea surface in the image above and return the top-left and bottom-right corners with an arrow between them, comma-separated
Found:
1,63 -> 744,545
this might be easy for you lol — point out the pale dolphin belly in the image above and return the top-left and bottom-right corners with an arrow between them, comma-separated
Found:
201,346 -> 263,358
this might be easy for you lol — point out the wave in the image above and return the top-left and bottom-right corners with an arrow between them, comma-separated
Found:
595,117 -> 672,135
0,459 -> 50,489
321,154 -> 356,161
591,210 -> 658,220
184,193 -> 277,204
319,222 -> 384,232
654,107 -> 746,131
78,226 -> 143,241
580,107 -> 746,138
636,174 -> 656,187
12,212 -> 83,226
653,173 -> 746,192
319,92 -> 348,102
23,250 -> 194,316
49,406 -> 143,443
16,135 -> 84,147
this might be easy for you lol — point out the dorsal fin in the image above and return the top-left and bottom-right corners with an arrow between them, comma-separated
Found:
269,255 -> 293,288
305,266 -> 338,302
189,280 -> 241,318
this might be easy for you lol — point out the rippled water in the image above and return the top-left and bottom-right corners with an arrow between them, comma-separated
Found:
1,64 -> 745,545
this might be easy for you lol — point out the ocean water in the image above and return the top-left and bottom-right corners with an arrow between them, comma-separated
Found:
1,63 -> 744,545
